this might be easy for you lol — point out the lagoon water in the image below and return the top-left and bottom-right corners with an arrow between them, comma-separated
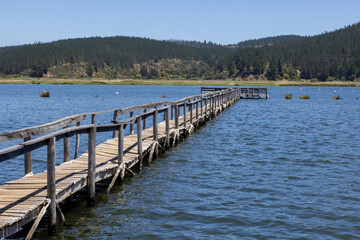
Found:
1,85 -> 360,239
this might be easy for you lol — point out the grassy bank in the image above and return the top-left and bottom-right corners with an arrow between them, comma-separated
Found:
0,78 -> 359,87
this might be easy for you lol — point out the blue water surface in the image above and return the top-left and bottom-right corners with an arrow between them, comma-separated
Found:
0,85 -> 359,239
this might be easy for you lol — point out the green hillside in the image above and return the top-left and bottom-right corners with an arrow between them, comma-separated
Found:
0,22 -> 359,81
217,23 -> 360,81
0,36 -> 234,79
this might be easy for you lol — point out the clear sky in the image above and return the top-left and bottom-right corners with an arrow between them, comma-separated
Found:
1,0 -> 359,47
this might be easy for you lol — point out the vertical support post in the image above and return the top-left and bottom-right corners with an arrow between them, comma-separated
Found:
211,96 -> 214,116
118,124 -> 124,165
112,111 -> 118,138
91,114 -> 96,124
137,117 -> 143,170
63,127 -> 70,163
130,111 -> 134,135
74,122 -> 80,159
163,105 -> 166,121
153,109 -> 158,157
183,101 -> 187,129
171,105 -> 174,120
189,102 -> 193,124
200,98 -> 203,118
205,98 -> 208,119
47,137 -> 56,234
174,104 -> 179,129
24,137 -> 32,175
87,126 -> 96,207
196,100 -> 199,120
165,107 -> 170,148
143,109 -> 147,130
153,109 -> 158,141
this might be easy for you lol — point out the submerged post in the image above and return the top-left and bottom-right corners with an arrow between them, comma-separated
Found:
87,126 -> 96,207
47,137 -> 56,234
24,137 -> 32,175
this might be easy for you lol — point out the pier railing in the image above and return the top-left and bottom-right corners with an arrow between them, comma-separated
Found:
0,87 -> 241,174
0,87 -> 242,238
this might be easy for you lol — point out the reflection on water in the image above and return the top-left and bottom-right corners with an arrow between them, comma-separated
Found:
1,85 -> 360,239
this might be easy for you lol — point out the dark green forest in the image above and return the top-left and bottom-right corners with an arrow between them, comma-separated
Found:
217,22 -> 360,81
0,22 -> 359,81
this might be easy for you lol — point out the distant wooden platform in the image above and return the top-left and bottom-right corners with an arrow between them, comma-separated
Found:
0,88 -> 242,239
238,88 -> 268,99
201,87 -> 268,99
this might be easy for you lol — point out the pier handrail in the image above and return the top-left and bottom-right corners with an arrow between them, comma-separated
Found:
0,88 -> 237,164
0,87 -> 242,238
0,89 -> 231,143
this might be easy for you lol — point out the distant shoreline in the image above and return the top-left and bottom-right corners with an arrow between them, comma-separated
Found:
0,78 -> 359,87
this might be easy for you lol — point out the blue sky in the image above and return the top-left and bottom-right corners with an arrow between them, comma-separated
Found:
1,0 -> 359,47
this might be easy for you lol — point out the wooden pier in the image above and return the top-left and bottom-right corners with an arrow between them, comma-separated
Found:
238,87 -> 268,99
0,88 -> 245,239
201,87 -> 268,99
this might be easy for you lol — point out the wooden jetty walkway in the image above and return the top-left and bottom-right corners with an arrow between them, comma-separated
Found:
0,87 -> 265,239
201,87 -> 268,99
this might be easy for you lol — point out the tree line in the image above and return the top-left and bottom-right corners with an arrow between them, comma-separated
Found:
217,22 -> 360,81
0,22 -> 359,81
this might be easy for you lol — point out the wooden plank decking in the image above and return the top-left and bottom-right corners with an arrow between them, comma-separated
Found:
0,92 -> 240,239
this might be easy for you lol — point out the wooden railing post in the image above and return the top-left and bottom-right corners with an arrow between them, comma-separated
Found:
87,126 -> 96,207
200,98 -> 203,118
112,111 -> 118,138
74,122 -> 80,159
196,99 -> 199,120
24,137 -> 32,175
118,124 -> 124,164
153,109 -> 158,142
189,102 -> 193,124
153,109 -> 158,157
91,114 -> 96,124
171,105 -> 174,120
136,117 -> 143,170
63,127 -> 70,163
205,98 -> 208,119
143,109 -> 147,130
165,107 -> 170,148
130,111 -> 134,134
183,102 -> 187,129
47,137 -> 56,234
211,96 -> 215,116
174,104 -> 179,129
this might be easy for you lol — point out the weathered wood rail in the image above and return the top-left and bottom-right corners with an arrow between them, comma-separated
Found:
238,87 -> 268,99
0,88 -> 243,239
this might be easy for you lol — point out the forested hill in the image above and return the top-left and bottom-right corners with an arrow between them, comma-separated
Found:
232,35 -> 305,49
0,36 -> 234,79
0,22 -> 359,81
216,22 -> 360,81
